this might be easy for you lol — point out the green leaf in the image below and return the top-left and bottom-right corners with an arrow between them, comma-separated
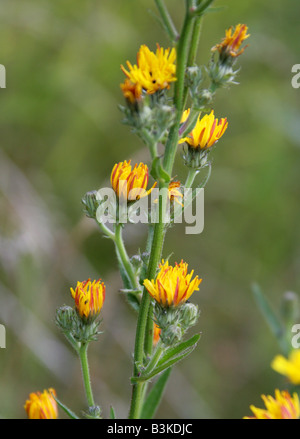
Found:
52,394 -> 79,419
252,283 -> 289,354
140,368 -> 172,419
132,333 -> 201,383
157,333 -> 201,367
132,349 -> 194,383
109,405 -> 116,419
125,292 -> 140,313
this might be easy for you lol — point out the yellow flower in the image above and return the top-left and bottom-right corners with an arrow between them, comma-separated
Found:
111,160 -> 157,201
143,259 -> 202,307
153,322 -> 161,346
120,78 -> 142,104
244,389 -> 300,419
168,181 -> 183,206
70,279 -> 105,320
179,110 -> 228,149
212,24 -> 250,58
271,350 -> 300,385
24,388 -> 58,419
121,44 -> 176,95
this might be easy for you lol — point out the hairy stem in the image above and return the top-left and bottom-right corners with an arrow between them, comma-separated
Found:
79,343 -> 95,408
129,0 -> 199,420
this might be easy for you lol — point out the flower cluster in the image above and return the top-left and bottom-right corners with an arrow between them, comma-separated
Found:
25,3 -> 250,420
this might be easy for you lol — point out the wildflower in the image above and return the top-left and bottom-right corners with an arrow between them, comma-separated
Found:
120,78 -> 142,104
179,110 -> 228,150
70,279 -> 105,321
121,44 -> 176,95
244,389 -> 300,419
271,350 -> 300,385
212,24 -> 250,60
24,388 -> 58,419
111,160 -> 157,201
143,259 -> 202,307
153,323 -> 161,346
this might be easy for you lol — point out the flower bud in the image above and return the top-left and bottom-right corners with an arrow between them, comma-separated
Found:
179,302 -> 200,330
82,191 -> 100,219
55,305 -> 76,333
160,323 -> 183,346
24,388 -> 58,419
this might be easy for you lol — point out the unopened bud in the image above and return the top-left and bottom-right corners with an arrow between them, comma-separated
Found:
82,191 -> 100,219
180,302 -> 199,330
55,306 -> 76,333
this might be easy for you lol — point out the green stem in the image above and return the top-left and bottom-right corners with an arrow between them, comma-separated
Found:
141,128 -> 158,160
154,0 -> 179,42
173,0 -> 195,114
129,0 -> 199,420
129,191 -> 167,419
96,219 -> 115,241
114,223 -> 140,291
185,168 -> 198,188
79,343 -> 95,408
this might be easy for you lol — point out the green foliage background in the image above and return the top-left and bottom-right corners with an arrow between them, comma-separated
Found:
0,0 -> 299,419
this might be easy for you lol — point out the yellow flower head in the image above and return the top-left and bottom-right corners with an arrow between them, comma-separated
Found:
120,78 -> 142,104
212,24 -> 250,58
111,160 -> 157,201
153,322 -> 161,346
271,350 -> 300,385
179,110 -> 228,149
70,279 -> 105,320
143,259 -> 202,307
24,388 -> 58,419
121,44 -> 176,95
168,181 -> 183,206
244,389 -> 300,419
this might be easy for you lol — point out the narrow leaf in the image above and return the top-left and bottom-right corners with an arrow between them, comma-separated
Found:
52,394 -> 79,419
109,405 -> 116,419
140,368 -> 172,419
131,346 -> 196,383
252,283 -> 289,354
157,333 -> 201,367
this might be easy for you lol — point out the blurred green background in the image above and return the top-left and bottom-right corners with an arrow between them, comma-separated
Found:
0,0 -> 299,419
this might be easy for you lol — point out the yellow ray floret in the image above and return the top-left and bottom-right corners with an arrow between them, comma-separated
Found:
70,279 -> 105,320
212,23 -> 250,58
121,44 -> 176,95
271,350 -> 300,385
111,160 -> 157,201
179,110 -> 228,149
244,389 -> 300,419
24,388 -> 58,419
143,259 -> 202,307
